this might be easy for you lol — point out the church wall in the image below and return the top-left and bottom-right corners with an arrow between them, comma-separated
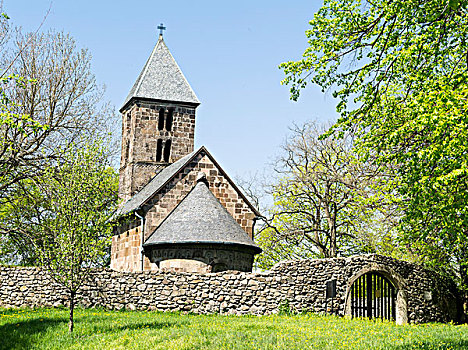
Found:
0,255 -> 461,324
170,106 -> 196,161
159,259 -> 210,273
146,244 -> 257,273
118,106 -> 135,202
110,219 -> 142,271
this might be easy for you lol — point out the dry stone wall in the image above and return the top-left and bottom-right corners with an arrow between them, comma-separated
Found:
0,255 -> 462,324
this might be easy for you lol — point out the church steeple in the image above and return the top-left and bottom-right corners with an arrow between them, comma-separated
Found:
120,33 -> 199,112
119,31 -> 200,201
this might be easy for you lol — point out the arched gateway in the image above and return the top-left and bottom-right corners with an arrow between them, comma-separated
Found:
349,272 -> 396,320
344,266 -> 409,325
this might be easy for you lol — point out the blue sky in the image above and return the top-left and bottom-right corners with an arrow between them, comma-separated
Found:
5,0 -> 338,179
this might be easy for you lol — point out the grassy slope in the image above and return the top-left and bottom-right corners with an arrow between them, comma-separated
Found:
0,308 -> 466,350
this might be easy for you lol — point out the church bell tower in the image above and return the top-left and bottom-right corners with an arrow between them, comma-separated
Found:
119,29 -> 200,201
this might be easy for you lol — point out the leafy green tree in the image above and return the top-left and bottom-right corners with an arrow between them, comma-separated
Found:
280,0 -> 468,300
4,139 -> 118,332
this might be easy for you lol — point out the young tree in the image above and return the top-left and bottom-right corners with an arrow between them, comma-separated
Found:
255,122 -> 395,269
280,0 -> 468,300
5,139 -> 118,332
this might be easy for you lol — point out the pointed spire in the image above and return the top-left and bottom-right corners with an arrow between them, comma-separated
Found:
121,34 -> 200,111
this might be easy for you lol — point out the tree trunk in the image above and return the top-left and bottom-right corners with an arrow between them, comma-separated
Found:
329,203 -> 337,258
460,264 -> 468,321
69,291 -> 75,333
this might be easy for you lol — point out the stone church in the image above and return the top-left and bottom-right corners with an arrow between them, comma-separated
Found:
111,32 -> 261,273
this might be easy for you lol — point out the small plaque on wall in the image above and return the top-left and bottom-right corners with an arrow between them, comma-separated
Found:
326,280 -> 337,298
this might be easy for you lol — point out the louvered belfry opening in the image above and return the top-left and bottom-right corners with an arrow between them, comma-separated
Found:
350,272 -> 396,321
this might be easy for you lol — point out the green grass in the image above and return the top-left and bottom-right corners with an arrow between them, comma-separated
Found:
0,308 -> 466,350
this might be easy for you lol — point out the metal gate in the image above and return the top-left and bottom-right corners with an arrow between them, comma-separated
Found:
350,272 -> 396,320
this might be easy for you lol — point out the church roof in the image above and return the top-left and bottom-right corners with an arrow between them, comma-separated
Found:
116,146 -> 260,218
121,35 -> 200,111
116,149 -> 197,217
143,180 -> 262,252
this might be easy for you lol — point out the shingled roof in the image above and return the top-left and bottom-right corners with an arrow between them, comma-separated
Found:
143,179 -> 262,253
121,35 -> 200,111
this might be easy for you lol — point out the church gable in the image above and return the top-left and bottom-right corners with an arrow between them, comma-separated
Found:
140,147 -> 259,242
117,149 -> 198,217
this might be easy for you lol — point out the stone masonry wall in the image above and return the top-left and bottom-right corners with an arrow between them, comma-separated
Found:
119,101 -> 197,201
110,220 -> 142,272
0,255 -> 461,324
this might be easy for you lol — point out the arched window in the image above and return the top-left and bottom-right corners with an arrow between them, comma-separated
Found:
163,139 -> 171,162
158,108 -> 165,130
165,108 -> 174,131
156,139 -> 163,162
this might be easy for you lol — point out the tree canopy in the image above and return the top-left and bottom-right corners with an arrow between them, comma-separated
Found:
0,13 -> 120,264
0,22 -> 118,204
255,122 -> 397,269
280,0 -> 468,295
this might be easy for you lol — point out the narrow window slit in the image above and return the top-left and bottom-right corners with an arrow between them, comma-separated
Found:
156,139 -> 163,161
158,108 -> 165,130
125,140 -> 130,160
163,139 -> 171,162
166,108 -> 174,131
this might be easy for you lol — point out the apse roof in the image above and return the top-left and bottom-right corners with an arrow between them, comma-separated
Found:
121,35 -> 200,111
143,179 -> 261,253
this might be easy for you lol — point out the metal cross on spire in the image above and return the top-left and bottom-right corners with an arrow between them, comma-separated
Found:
157,23 -> 166,36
